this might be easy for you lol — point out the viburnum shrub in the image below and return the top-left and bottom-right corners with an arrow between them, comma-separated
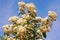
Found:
2,1 -> 57,40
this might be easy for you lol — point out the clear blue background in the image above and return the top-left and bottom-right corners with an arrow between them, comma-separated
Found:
0,0 -> 60,40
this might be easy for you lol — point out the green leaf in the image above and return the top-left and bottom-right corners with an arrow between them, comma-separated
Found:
42,32 -> 46,38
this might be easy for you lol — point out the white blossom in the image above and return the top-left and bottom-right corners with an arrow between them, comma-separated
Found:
10,24 -> 14,27
26,3 -> 35,12
17,25 -> 27,36
18,1 -> 25,7
35,17 -> 42,22
12,26 -> 17,33
2,2 -> 57,40
18,1 -> 25,13
2,24 -> 11,35
16,18 -> 27,25
30,10 -> 37,17
17,25 -> 26,33
22,14 -> 32,20
8,16 -> 19,23
48,11 -> 57,20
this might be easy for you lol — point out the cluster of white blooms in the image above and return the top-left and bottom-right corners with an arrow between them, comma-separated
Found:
48,11 -> 57,20
2,24 -> 12,36
26,3 -> 35,12
16,18 -> 27,25
18,1 -> 36,17
26,3 -> 36,17
2,1 -> 57,40
22,14 -> 33,20
18,1 -> 25,14
8,16 -> 19,23
17,25 -> 27,36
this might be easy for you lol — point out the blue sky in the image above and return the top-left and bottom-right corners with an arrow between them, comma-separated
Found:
0,0 -> 60,40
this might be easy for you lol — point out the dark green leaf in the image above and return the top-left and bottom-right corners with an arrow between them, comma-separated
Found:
42,32 -> 46,38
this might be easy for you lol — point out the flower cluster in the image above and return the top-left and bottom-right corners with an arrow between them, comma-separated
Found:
48,11 -> 57,20
2,1 -> 57,40
8,16 -> 19,23
18,1 -> 25,14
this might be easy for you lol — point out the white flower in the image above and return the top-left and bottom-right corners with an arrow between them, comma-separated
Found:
24,24 -> 28,27
16,18 -> 22,24
2,24 -> 11,35
18,26 -> 26,32
29,24 -> 35,28
29,10 -> 37,17
26,3 -> 35,12
12,26 -> 17,33
35,17 -> 42,22
48,11 -> 57,20
8,16 -> 19,23
10,24 -> 14,27
33,10 -> 37,14
22,14 -> 32,20
34,10 -> 36,13
22,14 -> 28,18
26,3 -> 36,17
36,30 -> 41,33
36,30 -> 42,35
18,1 -> 25,7
16,18 -> 27,25
18,1 -> 25,14
17,25 -> 27,36
18,7 -> 25,12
